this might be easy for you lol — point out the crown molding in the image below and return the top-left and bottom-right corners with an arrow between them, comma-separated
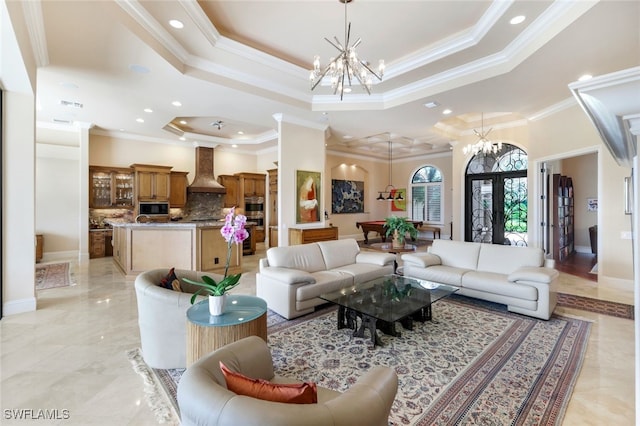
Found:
272,113 -> 328,131
21,0 -> 49,67
528,97 -> 576,122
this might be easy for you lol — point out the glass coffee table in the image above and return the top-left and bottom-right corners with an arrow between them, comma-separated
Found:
319,275 -> 458,347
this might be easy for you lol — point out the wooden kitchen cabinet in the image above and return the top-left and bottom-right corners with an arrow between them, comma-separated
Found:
89,230 -> 112,259
198,228 -> 241,275
267,168 -> 278,247
89,166 -> 134,209
217,175 -> 241,208
169,171 -> 189,208
131,164 -> 172,201
236,173 -> 266,242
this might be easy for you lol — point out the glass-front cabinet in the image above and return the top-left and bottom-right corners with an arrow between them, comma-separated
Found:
89,166 -> 134,208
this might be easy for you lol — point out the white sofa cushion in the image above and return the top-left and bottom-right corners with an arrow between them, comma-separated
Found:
333,263 -> 394,284
259,267 -> 315,285
508,266 -> 558,284
429,240 -> 481,270
266,243 -> 326,273
296,271 -> 353,301
317,239 -> 359,269
462,271 -> 538,301
477,244 -> 544,275
406,265 -> 470,286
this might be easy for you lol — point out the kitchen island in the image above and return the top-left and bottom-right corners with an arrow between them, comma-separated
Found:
109,220 -> 242,278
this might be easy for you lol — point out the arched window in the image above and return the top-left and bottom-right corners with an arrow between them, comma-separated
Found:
411,166 -> 443,224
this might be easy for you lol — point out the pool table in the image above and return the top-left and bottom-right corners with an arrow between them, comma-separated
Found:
356,220 -> 423,244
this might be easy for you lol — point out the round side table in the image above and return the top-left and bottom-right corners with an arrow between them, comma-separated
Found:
186,294 -> 268,367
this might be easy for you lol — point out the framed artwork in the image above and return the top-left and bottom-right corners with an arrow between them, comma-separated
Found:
587,198 -> 598,212
331,179 -> 364,214
296,170 -> 321,223
391,188 -> 406,211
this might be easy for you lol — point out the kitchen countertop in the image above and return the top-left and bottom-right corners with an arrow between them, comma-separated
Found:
106,219 -> 226,228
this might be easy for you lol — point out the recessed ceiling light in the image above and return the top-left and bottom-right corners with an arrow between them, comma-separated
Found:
179,137 -> 186,141
136,118 -> 144,123
172,101 -> 182,107
343,135 -> 353,139
144,108 -> 153,113
237,131 -> 244,135
578,74 -> 593,81
424,101 -> 440,108
344,87 -> 352,93
119,128 -> 125,132
179,120 -> 187,125
169,19 -> 184,29
232,144 -> 238,148
129,64 -> 150,74
510,15 -> 526,25
442,109 -> 452,115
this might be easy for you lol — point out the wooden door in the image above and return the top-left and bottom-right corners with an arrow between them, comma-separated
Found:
154,172 -> 171,200
137,172 -> 154,199
169,172 -> 188,207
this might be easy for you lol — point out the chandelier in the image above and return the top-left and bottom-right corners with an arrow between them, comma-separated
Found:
377,138 -> 403,201
462,113 -> 503,155
309,0 -> 384,100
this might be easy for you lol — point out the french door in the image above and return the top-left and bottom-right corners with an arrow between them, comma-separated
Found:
465,172 -> 527,245
464,144 -> 528,246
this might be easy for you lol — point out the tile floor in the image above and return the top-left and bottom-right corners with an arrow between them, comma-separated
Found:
0,242 -> 635,425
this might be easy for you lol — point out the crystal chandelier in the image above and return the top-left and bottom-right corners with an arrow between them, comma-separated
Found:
377,138 -> 403,201
309,0 -> 384,100
462,113 -> 503,155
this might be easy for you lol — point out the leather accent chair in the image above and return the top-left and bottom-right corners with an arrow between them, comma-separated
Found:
134,268 -> 224,369
177,336 -> 399,426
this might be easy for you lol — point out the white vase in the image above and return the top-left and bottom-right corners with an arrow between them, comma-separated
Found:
208,294 -> 226,316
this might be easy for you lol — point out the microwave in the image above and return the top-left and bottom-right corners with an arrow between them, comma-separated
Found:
138,201 -> 169,216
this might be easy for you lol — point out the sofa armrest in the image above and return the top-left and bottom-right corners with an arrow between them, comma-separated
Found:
508,266 -> 559,284
544,258 -> 555,269
401,252 -> 442,268
356,252 -> 396,266
259,267 -> 316,285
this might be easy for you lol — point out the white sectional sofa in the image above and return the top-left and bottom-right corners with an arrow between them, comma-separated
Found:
401,239 -> 559,320
256,239 -> 396,319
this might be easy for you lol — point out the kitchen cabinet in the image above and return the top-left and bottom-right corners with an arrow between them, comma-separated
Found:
236,173 -> 266,242
198,227 -> 241,274
170,171 -> 189,208
89,229 -> 113,259
267,168 -> 278,247
289,226 -> 338,245
89,166 -> 134,208
112,226 -> 127,270
131,164 -> 172,201
217,175 -> 241,208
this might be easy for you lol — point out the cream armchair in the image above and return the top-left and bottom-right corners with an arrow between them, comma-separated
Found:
177,336 -> 398,426
134,268 -> 224,369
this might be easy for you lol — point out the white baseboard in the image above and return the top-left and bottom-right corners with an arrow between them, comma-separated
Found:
42,250 -> 78,263
3,297 -> 37,316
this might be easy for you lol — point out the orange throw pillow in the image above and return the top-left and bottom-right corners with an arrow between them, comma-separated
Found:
219,362 -> 317,404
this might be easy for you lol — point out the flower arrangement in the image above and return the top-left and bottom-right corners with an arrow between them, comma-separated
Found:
184,207 -> 249,304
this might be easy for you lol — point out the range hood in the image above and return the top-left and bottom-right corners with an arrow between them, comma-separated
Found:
569,67 -> 640,168
188,146 -> 226,194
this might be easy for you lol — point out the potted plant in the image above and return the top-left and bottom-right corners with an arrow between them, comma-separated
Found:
384,216 -> 418,249
183,207 -> 249,315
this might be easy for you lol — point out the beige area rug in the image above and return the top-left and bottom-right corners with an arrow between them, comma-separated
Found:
35,262 -> 76,290
129,297 -> 591,425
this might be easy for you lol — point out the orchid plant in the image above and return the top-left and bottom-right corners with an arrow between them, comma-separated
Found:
185,207 -> 249,303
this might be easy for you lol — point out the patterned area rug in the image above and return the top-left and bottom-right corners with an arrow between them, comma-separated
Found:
133,297 -> 590,425
35,262 -> 75,290
557,292 -> 634,320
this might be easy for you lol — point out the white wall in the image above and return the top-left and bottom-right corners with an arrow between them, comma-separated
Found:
36,144 -> 80,259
